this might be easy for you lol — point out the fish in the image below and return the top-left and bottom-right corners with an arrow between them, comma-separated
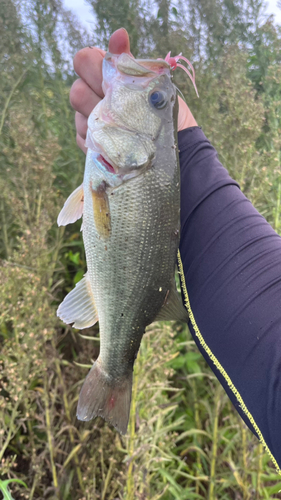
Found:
57,51 -> 188,434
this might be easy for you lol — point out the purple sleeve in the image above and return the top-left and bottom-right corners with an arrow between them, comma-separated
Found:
178,127 -> 281,471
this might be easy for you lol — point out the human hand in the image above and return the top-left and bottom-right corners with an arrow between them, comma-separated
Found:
70,28 -> 197,154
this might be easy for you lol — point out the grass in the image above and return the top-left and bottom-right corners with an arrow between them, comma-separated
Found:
1,244 -> 281,499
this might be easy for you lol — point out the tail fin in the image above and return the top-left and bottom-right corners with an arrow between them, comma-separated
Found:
77,358 -> 132,435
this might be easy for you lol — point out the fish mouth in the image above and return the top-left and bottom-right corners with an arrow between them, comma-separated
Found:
97,154 -> 116,174
97,152 -> 150,178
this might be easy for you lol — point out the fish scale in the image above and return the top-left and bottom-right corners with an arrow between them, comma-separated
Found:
83,163 -> 179,375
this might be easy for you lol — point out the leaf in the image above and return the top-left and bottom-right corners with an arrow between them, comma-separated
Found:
169,355 -> 186,369
73,269 -> 84,285
175,429 -> 212,442
158,469 -> 181,493
185,351 -> 202,373
62,444 -> 82,469
0,479 -> 27,500
266,482 -> 281,495
73,361 -> 92,368
68,251 -> 80,265
185,352 -> 201,362
186,360 -> 201,374
157,8 -> 162,18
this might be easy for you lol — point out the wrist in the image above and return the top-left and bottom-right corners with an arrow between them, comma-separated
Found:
178,96 -> 197,130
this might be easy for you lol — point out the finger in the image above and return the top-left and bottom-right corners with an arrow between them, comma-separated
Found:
75,112 -> 88,140
76,133 -> 87,154
73,47 -> 105,97
70,78 -> 101,117
73,29 -> 132,99
108,28 -> 132,55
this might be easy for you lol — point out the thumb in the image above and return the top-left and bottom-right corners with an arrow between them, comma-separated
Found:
108,28 -> 132,56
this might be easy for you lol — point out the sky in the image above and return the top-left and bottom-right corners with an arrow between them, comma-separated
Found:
64,0 -> 96,32
63,0 -> 281,33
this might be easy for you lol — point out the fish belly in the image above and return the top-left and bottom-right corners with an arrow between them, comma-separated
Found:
82,160 -> 180,381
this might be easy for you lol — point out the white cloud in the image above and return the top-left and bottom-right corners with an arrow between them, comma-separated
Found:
63,0 -> 96,33
63,0 -> 281,33
265,0 -> 281,23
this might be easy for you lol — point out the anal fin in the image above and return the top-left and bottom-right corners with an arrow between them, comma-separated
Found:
155,280 -> 189,323
57,184 -> 84,226
57,273 -> 98,329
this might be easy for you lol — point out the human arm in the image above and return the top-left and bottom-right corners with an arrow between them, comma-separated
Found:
178,126 -> 281,471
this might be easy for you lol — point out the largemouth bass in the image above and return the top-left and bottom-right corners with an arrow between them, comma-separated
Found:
57,52 -> 188,434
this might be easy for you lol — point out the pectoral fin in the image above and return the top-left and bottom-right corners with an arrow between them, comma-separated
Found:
57,273 -> 98,329
91,181 -> 111,239
57,184 -> 84,226
155,281 -> 189,323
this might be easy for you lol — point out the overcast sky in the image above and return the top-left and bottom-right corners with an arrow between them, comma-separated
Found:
63,0 -> 281,34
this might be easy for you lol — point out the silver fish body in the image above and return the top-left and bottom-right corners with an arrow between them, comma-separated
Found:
57,52 -> 187,433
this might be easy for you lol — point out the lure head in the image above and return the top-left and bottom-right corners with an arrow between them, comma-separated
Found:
164,51 -> 199,97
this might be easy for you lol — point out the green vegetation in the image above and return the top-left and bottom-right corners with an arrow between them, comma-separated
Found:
0,0 -> 281,498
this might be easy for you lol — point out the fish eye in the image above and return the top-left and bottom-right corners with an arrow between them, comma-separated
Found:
149,90 -> 167,109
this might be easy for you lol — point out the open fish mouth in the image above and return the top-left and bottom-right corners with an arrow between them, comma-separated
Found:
97,154 -> 116,174
87,125 -> 155,178
91,150 -> 152,186
86,128 -> 119,174
86,117 -> 155,176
